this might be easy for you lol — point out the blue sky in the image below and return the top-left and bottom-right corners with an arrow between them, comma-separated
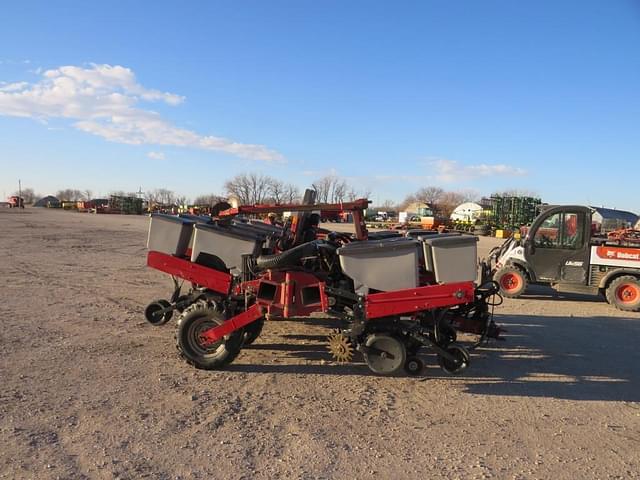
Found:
1,1 -> 639,211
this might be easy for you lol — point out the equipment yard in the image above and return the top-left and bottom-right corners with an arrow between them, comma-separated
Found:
2,208 -> 640,480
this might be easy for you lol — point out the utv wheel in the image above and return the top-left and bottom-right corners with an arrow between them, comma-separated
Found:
241,318 -> 265,346
606,276 -> 640,312
437,343 -> 470,375
175,302 -> 243,370
144,299 -> 172,326
494,266 -> 528,298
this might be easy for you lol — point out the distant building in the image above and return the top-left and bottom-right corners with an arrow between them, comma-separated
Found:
402,202 -> 434,217
34,195 -> 61,208
450,202 -> 483,222
591,206 -> 638,232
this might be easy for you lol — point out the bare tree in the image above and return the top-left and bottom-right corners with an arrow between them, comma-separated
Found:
400,194 -> 417,210
312,176 -> 333,203
282,183 -> 300,204
415,186 -> 444,206
402,187 -> 473,215
145,190 -> 158,205
153,188 -> 176,205
457,189 -> 480,202
312,175 -> 353,203
332,179 -> 348,202
437,191 -> 467,217
493,189 -> 539,198
14,187 -> 36,204
83,189 -> 93,201
56,189 -> 83,202
140,188 -> 175,205
268,179 -> 286,203
224,173 -> 273,204
193,193 -> 225,206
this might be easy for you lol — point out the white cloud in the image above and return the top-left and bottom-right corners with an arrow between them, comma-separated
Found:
147,151 -> 165,160
0,63 -> 284,162
426,158 -> 526,183
0,82 -> 29,92
301,167 -> 339,177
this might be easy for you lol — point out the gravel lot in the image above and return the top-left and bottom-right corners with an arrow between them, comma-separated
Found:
1,208 -> 639,479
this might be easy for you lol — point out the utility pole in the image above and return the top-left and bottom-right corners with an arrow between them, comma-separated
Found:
18,179 -> 23,208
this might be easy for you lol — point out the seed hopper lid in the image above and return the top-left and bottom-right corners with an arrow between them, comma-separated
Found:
151,213 -> 195,225
194,222 -> 266,241
421,234 -> 478,247
337,237 -> 420,256
405,230 -> 460,238
179,214 -> 214,224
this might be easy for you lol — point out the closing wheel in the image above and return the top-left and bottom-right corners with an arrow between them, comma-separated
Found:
404,356 -> 424,376
175,302 -> 243,370
493,265 -> 528,298
437,343 -> 470,375
606,276 -> 640,312
144,299 -> 173,326
363,335 -> 407,376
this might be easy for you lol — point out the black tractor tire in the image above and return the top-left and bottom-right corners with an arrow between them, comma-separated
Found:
494,265 -> 528,298
241,318 -> 265,346
605,275 -> 640,312
175,302 -> 243,370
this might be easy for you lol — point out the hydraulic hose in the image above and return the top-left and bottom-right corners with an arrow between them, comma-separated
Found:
255,241 -> 318,270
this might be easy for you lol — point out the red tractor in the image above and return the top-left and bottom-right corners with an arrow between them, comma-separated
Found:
144,193 -> 503,376
8,196 -> 24,208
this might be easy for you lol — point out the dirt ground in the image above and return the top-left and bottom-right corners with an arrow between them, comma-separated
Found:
1,208 -> 639,480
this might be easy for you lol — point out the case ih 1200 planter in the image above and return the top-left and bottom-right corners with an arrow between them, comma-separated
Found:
144,194 -> 503,376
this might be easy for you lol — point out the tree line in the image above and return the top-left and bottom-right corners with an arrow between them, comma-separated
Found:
13,174 -> 535,214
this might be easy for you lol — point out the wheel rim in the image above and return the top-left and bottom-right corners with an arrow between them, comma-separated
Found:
364,335 -> 406,375
145,301 -> 170,325
189,317 -> 225,357
146,304 -> 164,323
441,346 -> 469,373
616,283 -> 639,304
500,272 -> 520,292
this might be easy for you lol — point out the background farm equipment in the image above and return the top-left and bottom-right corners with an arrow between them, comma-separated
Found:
144,192 -> 503,376
483,195 -> 542,231
8,195 -> 24,208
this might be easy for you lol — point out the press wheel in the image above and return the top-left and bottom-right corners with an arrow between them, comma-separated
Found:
144,299 -> 172,326
437,343 -> 470,375
404,356 -> 424,376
